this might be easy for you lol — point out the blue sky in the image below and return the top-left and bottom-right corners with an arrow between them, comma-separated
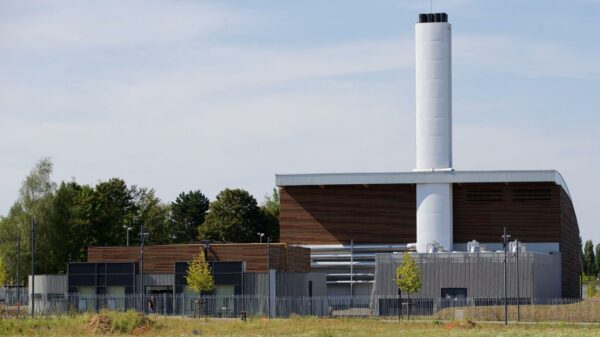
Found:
1,1 -> 599,242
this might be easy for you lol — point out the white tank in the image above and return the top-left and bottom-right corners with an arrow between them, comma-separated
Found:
414,13 -> 454,253
415,19 -> 452,170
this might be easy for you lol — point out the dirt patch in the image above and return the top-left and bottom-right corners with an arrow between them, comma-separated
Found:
444,320 -> 477,330
132,323 -> 152,336
87,315 -> 112,334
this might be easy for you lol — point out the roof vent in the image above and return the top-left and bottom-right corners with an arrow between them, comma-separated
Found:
418,12 -> 448,23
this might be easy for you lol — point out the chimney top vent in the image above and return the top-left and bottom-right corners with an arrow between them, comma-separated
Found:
418,13 -> 448,23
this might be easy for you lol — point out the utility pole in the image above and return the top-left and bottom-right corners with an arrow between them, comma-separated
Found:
30,218 -> 36,317
502,227 -> 510,325
515,239 -> 520,322
16,235 -> 20,318
267,237 -> 271,318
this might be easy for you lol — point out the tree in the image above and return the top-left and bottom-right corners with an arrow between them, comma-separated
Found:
595,244 -> 600,278
587,280 -> 598,298
0,257 -> 7,286
131,186 -> 171,245
199,189 -> 262,243
583,240 -> 596,276
90,178 -> 136,246
260,188 -> 280,242
171,190 -> 209,243
185,251 -> 214,294
396,252 -> 422,320
185,250 -> 214,317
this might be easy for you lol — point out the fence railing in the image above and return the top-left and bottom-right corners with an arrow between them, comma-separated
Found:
8,294 -> 600,323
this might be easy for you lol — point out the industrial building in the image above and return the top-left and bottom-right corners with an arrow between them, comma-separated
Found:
29,243 -> 326,315
27,12 -> 582,316
276,13 -> 581,299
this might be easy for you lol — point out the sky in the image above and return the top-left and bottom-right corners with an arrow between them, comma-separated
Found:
1,1 -> 599,242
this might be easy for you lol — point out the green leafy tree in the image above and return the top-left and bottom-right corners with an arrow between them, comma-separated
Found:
90,178 -> 136,246
260,188 -> 280,242
185,250 -> 214,293
595,244 -> 600,278
171,190 -> 209,243
396,252 -> 422,320
132,186 -> 171,245
0,258 -> 7,286
199,189 -> 261,242
587,280 -> 598,298
0,158 -> 57,281
583,240 -> 596,276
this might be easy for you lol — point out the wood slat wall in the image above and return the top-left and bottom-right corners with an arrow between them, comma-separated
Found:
560,189 -> 582,298
87,244 -> 309,273
280,183 -> 569,245
280,185 -> 417,244
453,183 -> 561,242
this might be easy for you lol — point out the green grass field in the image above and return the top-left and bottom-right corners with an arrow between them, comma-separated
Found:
2,312 -> 600,337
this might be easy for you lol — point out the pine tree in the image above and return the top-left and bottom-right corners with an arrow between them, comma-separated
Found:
396,252 -> 422,320
583,240 -> 596,276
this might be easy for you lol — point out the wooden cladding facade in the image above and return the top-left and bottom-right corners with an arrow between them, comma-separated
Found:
280,185 -> 416,244
280,182 -> 581,297
453,183 -> 561,242
87,244 -> 310,274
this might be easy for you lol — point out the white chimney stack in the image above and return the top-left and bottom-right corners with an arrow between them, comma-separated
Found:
414,13 -> 454,253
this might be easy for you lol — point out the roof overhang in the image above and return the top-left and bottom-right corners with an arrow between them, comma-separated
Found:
276,170 -> 571,198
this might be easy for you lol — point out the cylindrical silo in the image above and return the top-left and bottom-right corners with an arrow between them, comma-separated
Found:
414,13 -> 454,253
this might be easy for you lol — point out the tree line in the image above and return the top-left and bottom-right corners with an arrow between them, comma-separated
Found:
0,158 -> 279,285
582,239 -> 600,277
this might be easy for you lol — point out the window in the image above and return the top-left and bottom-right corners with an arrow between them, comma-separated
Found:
441,288 -> 467,301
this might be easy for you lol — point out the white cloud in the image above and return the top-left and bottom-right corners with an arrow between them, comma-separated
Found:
455,34 -> 599,79
0,0 -> 247,50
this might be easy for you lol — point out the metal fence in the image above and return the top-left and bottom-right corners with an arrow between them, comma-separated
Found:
12,294 -> 600,323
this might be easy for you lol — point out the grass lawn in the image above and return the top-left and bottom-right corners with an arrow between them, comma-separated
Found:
1,312 -> 600,337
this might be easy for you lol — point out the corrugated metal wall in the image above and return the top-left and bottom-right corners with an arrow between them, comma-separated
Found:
372,252 -> 561,299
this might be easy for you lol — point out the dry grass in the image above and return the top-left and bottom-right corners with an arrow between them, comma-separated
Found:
434,298 -> 600,322
1,313 -> 600,337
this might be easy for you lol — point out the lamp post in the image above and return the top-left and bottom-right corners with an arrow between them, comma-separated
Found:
257,232 -> 265,244
139,228 -> 149,314
123,226 -> 132,246
515,239 -> 520,322
30,218 -> 36,318
502,227 -> 511,325
16,235 -> 20,318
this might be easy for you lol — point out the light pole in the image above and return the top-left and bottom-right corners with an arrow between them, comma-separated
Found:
257,232 -> 265,243
30,218 -> 36,318
139,228 -> 149,314
123,226 -> 132,246
16,235 -> 21,318
502,227 -> 511,325
515,239 -> 520,322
